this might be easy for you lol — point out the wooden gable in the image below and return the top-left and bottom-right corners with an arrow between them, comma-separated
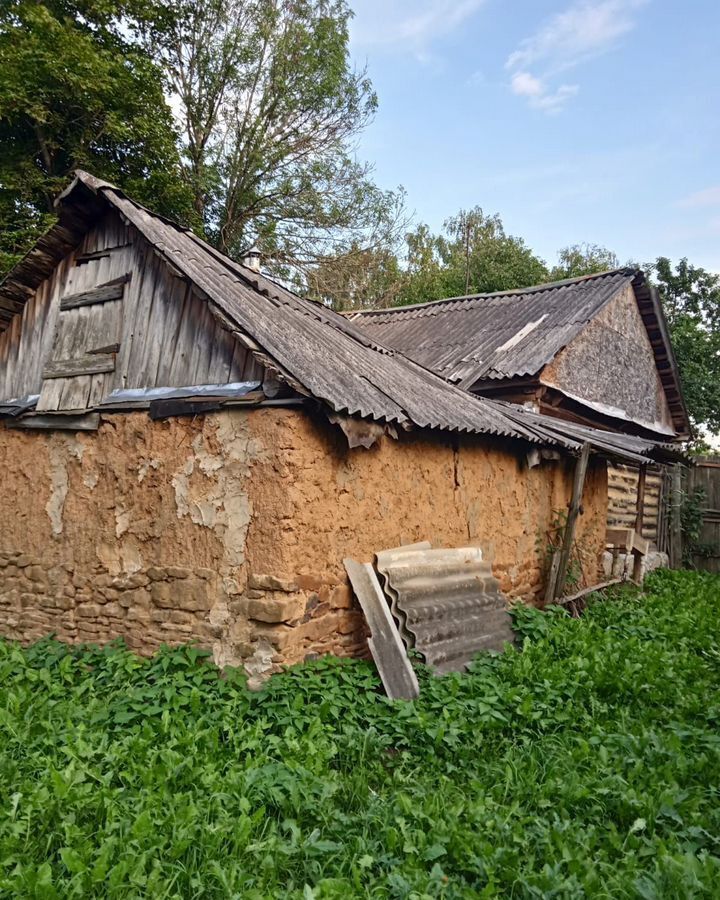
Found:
0,210 -> 263,412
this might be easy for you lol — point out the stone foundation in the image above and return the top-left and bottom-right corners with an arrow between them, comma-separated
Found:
0,407 -> 608,683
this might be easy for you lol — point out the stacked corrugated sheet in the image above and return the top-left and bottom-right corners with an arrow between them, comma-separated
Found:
376,542 -> 514,674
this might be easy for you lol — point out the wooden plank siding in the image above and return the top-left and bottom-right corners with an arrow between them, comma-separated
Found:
687,457 -> 720,573
0,209 -> 263,413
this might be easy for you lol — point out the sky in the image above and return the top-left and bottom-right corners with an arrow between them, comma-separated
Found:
348,0 -> 720,273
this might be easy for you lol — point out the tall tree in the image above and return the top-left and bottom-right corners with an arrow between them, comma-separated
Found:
0,0 -> 194,273
550,243 -> 620,280
140,0 -> 405,287
396,207 -> 549,307
648,257 -> 720,436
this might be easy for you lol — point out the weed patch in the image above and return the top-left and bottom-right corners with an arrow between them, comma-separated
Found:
1,570 -> 719,897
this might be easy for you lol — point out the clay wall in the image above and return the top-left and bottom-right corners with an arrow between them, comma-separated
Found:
0,408 -> 607,683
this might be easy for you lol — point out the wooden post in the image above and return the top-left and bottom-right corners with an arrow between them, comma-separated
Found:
632,465 -> 648,584
669,463 -> 683,569
554,442 -> 591,600
544,550 -> 561,604
634,465 -> 647,535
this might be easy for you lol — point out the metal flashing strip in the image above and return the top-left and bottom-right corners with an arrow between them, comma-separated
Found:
99,381 -> 263,409
0,394 -> 39,417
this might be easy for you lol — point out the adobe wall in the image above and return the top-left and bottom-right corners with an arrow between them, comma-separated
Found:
0,408 -> 607,684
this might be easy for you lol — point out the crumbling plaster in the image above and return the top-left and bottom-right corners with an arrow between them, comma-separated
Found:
0,406 -> 608,680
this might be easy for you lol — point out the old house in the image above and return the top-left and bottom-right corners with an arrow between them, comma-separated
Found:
0,172 -> 684,680
351,273 -> 690,548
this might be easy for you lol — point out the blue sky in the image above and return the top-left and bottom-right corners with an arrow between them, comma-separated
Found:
349,0 -> 720,272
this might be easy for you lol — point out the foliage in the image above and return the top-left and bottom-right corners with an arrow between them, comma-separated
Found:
680,484 -> 719,566
1,570 -> 720,896
0,0 -> 195,273
537,508 -> 588,593
647,257 -> 720,435
550,243 -> 620,280
305,241 -> 404,311
395,207 -> 549,307
137,0 -> 406,289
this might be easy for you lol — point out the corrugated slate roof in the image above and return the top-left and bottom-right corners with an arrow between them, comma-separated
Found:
0,171 -> 689,464
350,270 -> 637,385
22,171 -> 542,443
351,270 -> 690,437
375,542 -> 515,673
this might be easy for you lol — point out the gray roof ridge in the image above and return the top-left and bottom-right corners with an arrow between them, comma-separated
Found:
351,267 -> 639,319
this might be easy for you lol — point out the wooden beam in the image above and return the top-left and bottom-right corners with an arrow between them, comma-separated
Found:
560,578 -> 623,606
60,274 -> 130,310
43,354 -> 116,380
544,550 -> 561,604
553,442 -> 591,600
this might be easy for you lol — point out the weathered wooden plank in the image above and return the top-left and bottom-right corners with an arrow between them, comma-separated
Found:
343,558 -> 419,701
43,354 -> 116,379
87,342 -> 121,355
74,243 -> 132,264
60,274 -> 130,310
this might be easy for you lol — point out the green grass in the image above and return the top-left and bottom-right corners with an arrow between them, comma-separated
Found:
1,569 -> 719,898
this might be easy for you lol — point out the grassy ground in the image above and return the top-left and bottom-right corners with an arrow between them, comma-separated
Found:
1,569 -> 719,898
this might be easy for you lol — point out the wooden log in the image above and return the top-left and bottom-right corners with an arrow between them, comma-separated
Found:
59,274 -> 130,310
43,353 -> 115,379
343,558 -> 419,700
553,442 -> 591,600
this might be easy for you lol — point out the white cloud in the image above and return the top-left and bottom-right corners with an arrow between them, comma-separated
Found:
678,187 -> 720,209
506,0 -> 649,112
510,71 -> 579,113
351,0 -> 486,56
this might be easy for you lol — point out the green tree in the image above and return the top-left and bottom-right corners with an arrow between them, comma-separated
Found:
140,0 -> 405,288
550,243 -> 620,280
0,0 -> 194,274
396,207 -> 548,306
648,257 -> 720,436
306,242 -> 404,311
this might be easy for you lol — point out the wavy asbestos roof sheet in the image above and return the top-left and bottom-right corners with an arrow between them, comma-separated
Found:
0,171 -> 688,458
375,543 -> 515,674
350,270 -> 636,385
26,171 -> 545,443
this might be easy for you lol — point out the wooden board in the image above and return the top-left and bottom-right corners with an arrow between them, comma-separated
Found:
43,354 -> 116,379
344,558 -> 419,700
59,274 -> 129,310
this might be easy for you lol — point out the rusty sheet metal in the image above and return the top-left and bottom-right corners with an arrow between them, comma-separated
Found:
39,172 -> 545,445
375,543 -> 514,674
